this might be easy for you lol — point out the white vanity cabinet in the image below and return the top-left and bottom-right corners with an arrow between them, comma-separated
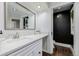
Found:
8,39 -> 42,56
0,33 -> 48,56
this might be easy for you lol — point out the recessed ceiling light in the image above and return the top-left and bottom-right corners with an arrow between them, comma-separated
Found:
37,6 -> 40,8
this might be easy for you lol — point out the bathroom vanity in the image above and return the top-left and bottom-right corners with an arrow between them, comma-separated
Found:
1,2 -> 49,56
0,33 -> 48,56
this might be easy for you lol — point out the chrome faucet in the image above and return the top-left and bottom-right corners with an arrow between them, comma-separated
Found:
13,32 -> 19,39
35,30 -> 41,34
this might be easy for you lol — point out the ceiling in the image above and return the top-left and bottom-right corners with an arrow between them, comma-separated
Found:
53,3 -> 73,13
19,2 -> 49,13
16,2 -> 73,14
47,2 -> 70,8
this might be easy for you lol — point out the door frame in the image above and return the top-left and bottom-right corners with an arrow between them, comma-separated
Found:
52,2 -> 75,55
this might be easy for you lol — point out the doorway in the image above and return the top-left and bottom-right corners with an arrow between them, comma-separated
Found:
53,3 -> 74,46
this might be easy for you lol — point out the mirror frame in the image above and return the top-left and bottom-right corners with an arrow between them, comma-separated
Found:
4,2 -> 36,30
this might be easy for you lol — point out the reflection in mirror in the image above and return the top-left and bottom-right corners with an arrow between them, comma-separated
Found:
5,2 -> 35,30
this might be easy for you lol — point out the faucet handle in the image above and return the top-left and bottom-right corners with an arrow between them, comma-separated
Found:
0,30 -> 3,34
13,32 -> 19,39
16,32 -> 19,38
35,30 -> 41,34
36,30 -> 40,32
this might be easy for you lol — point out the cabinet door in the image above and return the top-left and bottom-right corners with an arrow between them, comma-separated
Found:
33,46 -> 42,56
18,40 -> 42,56
22,39 -> 42,56
33,40 -> 42,56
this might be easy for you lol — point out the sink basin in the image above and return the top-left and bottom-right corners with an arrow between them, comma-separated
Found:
2,39 -> 15,43
3,37 -> 32,43
1,35 -> 34,44
20,36 -> 34,39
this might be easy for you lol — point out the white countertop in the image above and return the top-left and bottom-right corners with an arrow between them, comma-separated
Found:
0,33 -> 48,56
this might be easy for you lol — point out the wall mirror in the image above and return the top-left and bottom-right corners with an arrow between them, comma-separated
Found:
4,2 -> 36,30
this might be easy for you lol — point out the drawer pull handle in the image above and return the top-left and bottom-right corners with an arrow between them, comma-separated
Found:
38,52 -> 41,54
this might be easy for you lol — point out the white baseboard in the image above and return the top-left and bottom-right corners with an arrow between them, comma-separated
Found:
43,49 -> 53,54
53,40 -> 74,55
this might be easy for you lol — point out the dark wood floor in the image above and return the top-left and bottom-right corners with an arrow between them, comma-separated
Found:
42,45 -> 73,56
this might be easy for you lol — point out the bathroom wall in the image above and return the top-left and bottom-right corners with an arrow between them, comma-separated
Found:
74,2 -> 79,56
36,9 -> 53,53
36,10 -> 51,33
0,2 -> 4,31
